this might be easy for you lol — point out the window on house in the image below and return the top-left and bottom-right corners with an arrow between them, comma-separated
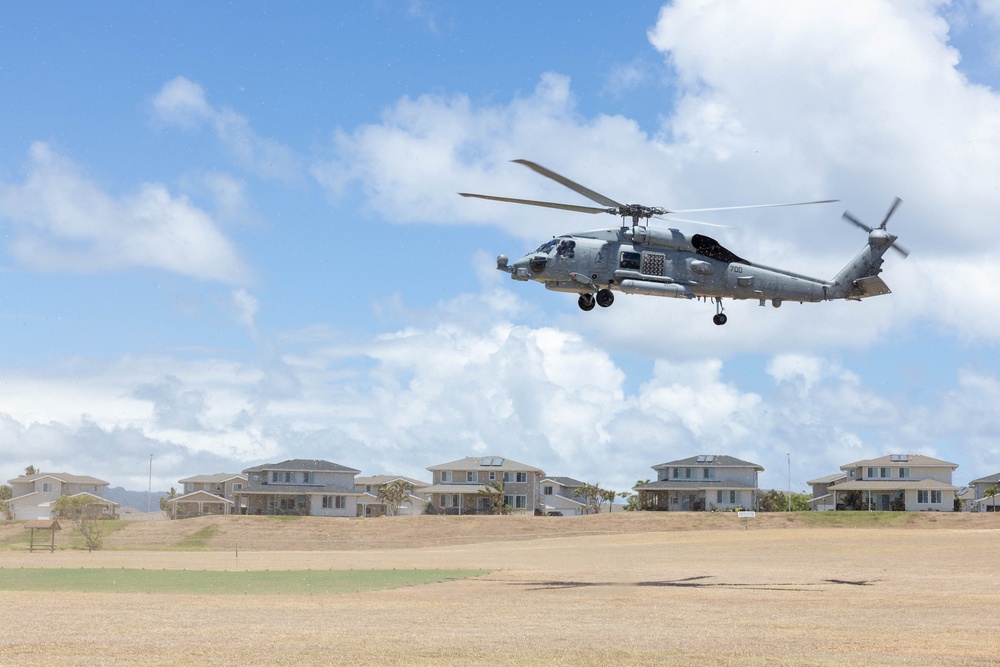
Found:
880,468 -> 890,478
684,468 -> 692,479
716,490 -> 724,503
250,473 -> 258,483
489,471 -> 496,481
898,468 -> 910,479
703,468 -> 715,479
302,472 -> 312,484
730,490 -> 738,504
233,483 -> 243,491
544,485 -> 554,495
271,471 -> 280,483
503,472 -> 513,483
867,467 -> 877,478
336,496 -> 346,509
849,469 -> 856,478
918,490 -> 929,503
516,472 -> 527,483
42,482 -> 52,492
931,490 -> 942,504
283,472 -> 292,483
441,471 -> 452,483
672,468 -> 679,479
504,494 -> 527,509
467,471 -> 478,482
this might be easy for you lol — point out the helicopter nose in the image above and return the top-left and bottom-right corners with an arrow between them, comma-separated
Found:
508,254 -> 542,281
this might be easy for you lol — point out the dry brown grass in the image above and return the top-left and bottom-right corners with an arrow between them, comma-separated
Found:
1,513 -> 998,665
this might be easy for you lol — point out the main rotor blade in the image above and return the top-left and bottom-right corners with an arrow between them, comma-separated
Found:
458,192 -> 612,215
512,159 -> 624,209
654,214 -> 733,229
668,199 -> 839,214
842,211 -> 872,232
880,197 -> 902,229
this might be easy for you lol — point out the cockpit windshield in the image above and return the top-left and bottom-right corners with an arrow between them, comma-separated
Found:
535,239 -> 560,254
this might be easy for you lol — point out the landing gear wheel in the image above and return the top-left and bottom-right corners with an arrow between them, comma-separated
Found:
712,297 -> 726,325
596,289 -> 615,308
578,293 -> 596,311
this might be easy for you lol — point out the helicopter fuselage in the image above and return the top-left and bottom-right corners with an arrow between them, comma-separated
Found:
497,225 -> 893,322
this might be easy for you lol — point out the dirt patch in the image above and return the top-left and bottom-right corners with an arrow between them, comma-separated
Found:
0,520 -> 998,665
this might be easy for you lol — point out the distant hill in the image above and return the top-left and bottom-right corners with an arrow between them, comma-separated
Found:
104,486 -> 168,512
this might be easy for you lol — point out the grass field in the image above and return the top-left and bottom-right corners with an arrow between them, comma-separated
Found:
0,512 -> 997,665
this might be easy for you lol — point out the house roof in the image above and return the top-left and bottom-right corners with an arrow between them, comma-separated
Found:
67,491 -> 118,506
635,479 -> 758,491
807,473 -> 847,486
830,479 -> 958,491
178,473 -> 247,484
242,459 -> 360,474
651,455 -> 763,471
169,491 -> 235,504
541,476 -> 585,488
8,472 -> 109,486
354,475 -> 428,487
840,454 -> 958,470
426,456 -> 543,474
969,472 -> 1000,485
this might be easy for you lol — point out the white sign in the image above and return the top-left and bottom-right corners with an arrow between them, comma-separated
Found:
737,510 -> 756,518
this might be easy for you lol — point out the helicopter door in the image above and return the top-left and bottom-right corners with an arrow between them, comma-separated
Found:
589,242 -> 611,282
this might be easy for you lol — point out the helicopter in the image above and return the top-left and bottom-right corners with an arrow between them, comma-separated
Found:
460,160 -> 907,325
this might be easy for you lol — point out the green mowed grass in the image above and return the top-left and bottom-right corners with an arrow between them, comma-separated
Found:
0,568 -> 490,595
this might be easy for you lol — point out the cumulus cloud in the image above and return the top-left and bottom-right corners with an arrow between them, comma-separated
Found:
310,0 -> 1000,344
0,142 -> 250,284
0,282 -> 994,492
151,76 -> 305,182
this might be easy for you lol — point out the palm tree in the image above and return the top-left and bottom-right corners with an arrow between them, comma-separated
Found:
985,485 -> 999,514
477,478 -> 507,515
24,465 -> 38,476
376,480 -> 414,516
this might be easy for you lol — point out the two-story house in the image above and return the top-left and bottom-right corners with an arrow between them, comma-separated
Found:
5,472 -> 118,520
235,459 -> 361,517
966,472 -> 1000,512
424,456 -> 544,515
806,472 -> 847,511
538,476 -> 589,516
354,475 -> 429,517
813,454 -> 958,511
167,473 -> 247,518
633,455 -> 763,511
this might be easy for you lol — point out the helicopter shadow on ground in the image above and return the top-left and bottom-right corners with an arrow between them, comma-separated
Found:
506,575 -> 878,592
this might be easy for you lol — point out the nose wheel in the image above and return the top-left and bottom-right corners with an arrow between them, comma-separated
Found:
713,298 -> 727,325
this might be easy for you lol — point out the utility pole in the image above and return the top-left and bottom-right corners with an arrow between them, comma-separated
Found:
787,453 -> 792,512
147,454 -> 153,516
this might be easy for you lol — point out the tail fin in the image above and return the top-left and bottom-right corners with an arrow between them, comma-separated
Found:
829,230 -> 897,300
830,198 -> 906,300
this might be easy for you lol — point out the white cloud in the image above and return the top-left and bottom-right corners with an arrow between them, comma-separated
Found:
151,76 -> 305,182
0,142 -> 249,284
311,0 -> 1000,344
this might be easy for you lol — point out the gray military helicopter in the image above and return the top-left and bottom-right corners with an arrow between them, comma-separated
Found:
460,160 -> 906,325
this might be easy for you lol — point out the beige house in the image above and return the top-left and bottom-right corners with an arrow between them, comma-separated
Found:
810,454 -> 958,511
539,477 -> 589,516
235,459 -> 361,517
634,455 -> 763,511
168,473 -> 247,518
354,475 -> 429,517
5,472 -> 118,520
424,456 -> 544,515
967,472 -> 1000,512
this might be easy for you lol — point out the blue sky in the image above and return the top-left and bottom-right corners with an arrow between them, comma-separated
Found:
1,0 -> 999,496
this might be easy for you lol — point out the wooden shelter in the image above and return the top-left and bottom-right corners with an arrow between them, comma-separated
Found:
24,519 -> 61,552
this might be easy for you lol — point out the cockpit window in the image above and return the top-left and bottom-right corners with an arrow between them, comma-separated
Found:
691,234 -> 749,265
555,239 -> 575,258
535,239 -> 559,254
620,251 -> 641,270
